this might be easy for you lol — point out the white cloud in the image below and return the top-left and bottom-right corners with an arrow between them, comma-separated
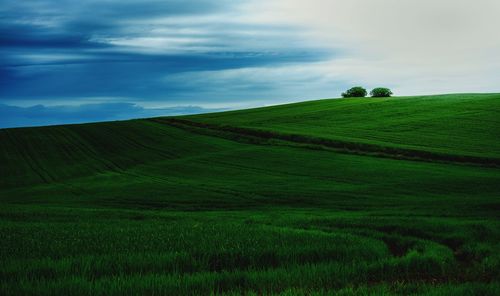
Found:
248,0 -> 500,95
161,62 -> 349,107
96,36 -> 214,54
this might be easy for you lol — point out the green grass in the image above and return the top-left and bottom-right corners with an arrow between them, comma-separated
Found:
186,93 -> 500,159
1,94 -> 499,295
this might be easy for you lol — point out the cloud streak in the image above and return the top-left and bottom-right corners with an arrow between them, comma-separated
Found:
1,0 -> 333,107
0,103 -> 225,128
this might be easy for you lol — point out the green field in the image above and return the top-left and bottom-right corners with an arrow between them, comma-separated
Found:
1,94 -> 499,295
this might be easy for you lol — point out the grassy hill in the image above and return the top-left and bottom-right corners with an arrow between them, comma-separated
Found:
185,93 -> 500,160
1,94 -> 499,295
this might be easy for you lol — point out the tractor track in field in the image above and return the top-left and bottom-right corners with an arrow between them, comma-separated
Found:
155,118 -> 500,168
4,130 -> 54,184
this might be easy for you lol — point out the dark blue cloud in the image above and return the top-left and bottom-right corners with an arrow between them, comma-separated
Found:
0,103 -> 225,128
0,0 -> 339,127
1,51 -> 328,100
0,24 -> 107,49
0,0 -> 233,49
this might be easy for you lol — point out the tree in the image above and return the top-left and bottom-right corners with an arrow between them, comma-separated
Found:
341,86 -> 367,98
370,87 -> 393,97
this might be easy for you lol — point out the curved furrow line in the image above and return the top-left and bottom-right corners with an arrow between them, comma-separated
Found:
157,118 -> 500,167
4,130 -> 54,184
57,126 -> 125,174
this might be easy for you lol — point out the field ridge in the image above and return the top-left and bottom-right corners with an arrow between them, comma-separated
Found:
154,117 -> 500,167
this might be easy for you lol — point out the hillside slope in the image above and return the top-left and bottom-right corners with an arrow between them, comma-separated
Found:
1,94 -> 500,295
0,93 -> 499,212
185,94 -> 500,160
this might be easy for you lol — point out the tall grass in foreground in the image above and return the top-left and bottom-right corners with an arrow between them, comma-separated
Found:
1,207 -> 499,295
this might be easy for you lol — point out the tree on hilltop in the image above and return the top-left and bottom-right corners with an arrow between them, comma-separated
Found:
370,87 -> 393,97
341,87 -> 368,98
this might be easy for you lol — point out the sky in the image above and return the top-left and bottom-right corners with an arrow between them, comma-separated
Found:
1,0 -> 499,128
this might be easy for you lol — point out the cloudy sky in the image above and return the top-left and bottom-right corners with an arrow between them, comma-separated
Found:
1,0 -> 499,127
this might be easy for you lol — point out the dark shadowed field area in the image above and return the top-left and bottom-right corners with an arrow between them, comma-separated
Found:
1,94 -> 499,295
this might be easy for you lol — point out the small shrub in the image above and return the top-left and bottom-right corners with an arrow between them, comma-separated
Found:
370,88 -> 393,97
341,87 -> 367,98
